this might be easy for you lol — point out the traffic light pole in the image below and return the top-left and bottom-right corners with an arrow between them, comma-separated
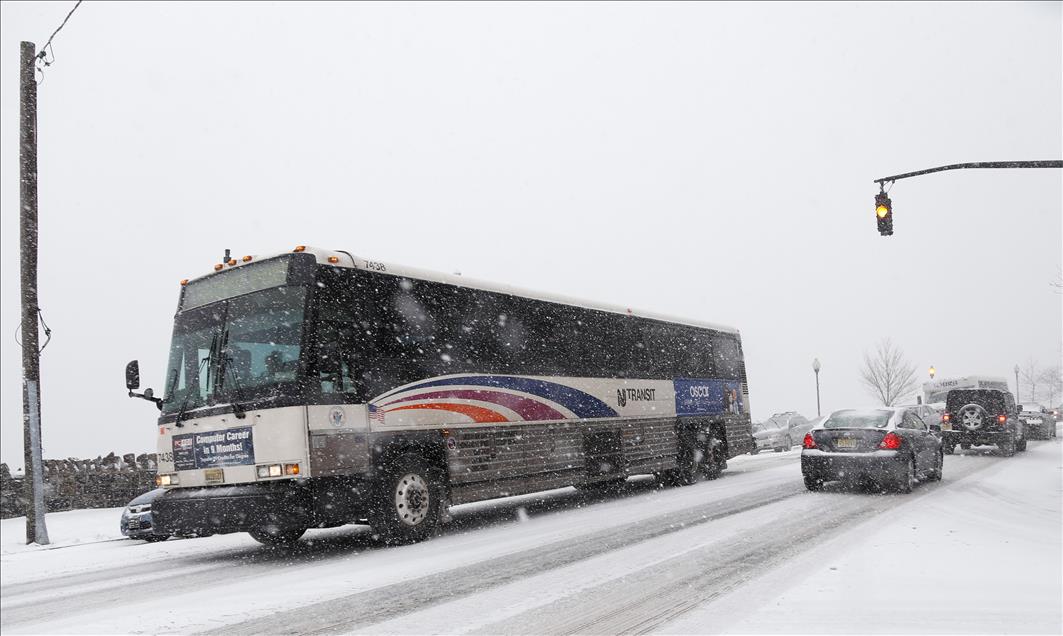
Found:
871,160 -> 1062,236
874,160 -> 1062,186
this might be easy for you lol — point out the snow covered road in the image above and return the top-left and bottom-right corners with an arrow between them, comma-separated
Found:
2,437 -> 1059,634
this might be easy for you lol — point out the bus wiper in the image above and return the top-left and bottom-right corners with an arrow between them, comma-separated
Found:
218,329 -> 248,419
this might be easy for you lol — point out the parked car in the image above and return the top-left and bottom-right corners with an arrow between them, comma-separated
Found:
752,412 -> 810,453
1018,404 -> 1057,440
120,488 -> 170,542
942,389 -> 1026,456
801,406 -> 943,493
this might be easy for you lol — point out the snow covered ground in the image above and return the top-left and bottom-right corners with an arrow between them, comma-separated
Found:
1,506 -> 127,555
669,438 -> 1063,634
1,434 -> 1059,635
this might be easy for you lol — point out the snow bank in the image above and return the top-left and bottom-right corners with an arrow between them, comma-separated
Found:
1,507 -> 126,555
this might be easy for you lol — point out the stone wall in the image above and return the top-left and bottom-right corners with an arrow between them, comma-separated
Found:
0,452 -> 157,519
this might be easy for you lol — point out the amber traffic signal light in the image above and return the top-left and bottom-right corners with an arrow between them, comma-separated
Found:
875,192 -> 893,236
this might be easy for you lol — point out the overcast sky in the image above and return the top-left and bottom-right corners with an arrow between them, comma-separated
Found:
2,2 -> 1060,467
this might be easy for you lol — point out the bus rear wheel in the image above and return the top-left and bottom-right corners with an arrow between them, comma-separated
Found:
703,438 -> 725,481
661,449 -> 701,487
369,453 -> 442,545
662,434 -> 720,486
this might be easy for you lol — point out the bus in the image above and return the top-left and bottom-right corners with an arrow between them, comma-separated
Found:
125,247 -> 754,545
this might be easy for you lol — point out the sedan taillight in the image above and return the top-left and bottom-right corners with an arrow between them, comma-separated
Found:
879,432 -> 902,450
997,414 -> 1007,424
802,433 -> 816,449
942,413 -> 951,423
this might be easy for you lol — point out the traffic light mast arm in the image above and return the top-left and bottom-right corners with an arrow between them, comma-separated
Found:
874,160 -> 1062,186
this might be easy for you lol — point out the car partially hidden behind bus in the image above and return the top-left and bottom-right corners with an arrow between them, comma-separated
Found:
125,247 -> 754,545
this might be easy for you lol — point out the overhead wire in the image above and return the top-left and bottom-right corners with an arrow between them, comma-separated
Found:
34,0 -> 84,82
14,309 -> 54,354
19,0 -> 83,348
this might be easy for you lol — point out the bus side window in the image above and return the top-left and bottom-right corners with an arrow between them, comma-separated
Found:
676,329 -> 714,379
644,322 -> 678,379
492,294 -> 530,375
446,286 -> 505,376
315,321 -> 362,396
713,335 -> 741,380
312,269 -> 365,398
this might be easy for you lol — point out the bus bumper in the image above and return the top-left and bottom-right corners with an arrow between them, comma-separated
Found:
152,481 -> 313,536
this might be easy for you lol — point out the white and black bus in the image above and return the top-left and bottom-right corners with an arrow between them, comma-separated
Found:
126,247 -> 754,545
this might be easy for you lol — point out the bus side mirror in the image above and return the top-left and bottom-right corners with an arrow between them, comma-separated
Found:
126,360 -> 141,390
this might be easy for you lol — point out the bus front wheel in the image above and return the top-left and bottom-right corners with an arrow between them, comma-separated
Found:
369,453 -> 443,545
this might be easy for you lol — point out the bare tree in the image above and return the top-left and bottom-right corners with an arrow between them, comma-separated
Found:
859,338 -> 919,406
1037,365 -> 1062,407
1019,358 -> 1039,404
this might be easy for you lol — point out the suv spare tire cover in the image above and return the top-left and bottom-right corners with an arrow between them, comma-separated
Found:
959,404 -> 987,431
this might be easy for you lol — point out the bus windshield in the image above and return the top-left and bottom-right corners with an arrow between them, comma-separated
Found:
162,286 -> 306,415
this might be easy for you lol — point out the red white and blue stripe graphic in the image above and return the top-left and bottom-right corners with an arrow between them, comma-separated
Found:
370,375 -> 618,425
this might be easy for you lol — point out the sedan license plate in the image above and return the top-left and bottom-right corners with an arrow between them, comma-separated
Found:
204,468 -> 224,485
941,422 -> 952,431
128,518 -> 141,529
835,438 -> 857,450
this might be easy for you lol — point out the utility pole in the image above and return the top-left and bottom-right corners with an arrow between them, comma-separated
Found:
20,41 -> 49,546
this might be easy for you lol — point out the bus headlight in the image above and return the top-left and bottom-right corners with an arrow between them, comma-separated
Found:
256,463 -> 301,478
257,464 -> 280,478
156,473 -> 179,487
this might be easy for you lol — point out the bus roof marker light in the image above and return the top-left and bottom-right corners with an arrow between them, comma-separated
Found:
242,255 -> 253,262
227,259 -> 237,266
328,256 -> 339,264
180,279 -> 189,286
214,264 -> 224,271
293,245 -> 306,253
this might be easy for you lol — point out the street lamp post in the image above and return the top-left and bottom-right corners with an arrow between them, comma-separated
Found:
813,358 -> 822,417
1014,364 -> 1021,402
924,366 -> 936,405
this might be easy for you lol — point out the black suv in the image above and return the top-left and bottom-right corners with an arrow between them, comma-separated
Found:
942,389 -> 1026,456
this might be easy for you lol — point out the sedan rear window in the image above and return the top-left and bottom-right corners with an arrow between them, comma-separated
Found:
822,409 -> 892,429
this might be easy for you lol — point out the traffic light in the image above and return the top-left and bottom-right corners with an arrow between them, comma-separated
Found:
875,192 -> 893,236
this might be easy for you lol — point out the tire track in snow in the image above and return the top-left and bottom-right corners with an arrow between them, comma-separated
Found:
0,462 -> 793,633
209,481 -> 809,635
474,453 -> 1007,635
